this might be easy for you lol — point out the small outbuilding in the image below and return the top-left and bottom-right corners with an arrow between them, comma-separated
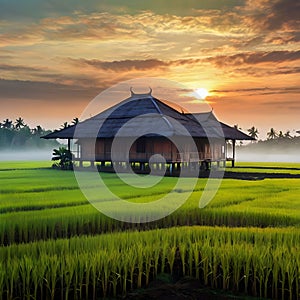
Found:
42,89 -> 253,172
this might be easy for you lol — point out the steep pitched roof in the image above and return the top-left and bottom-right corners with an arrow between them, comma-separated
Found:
42,92 -> 254,140
219,122 -> 254,140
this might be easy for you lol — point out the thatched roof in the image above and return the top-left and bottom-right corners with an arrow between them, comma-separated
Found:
42,92 -> 254,141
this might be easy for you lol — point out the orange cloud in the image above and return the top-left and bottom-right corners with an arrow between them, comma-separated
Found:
0,2 -> 299,133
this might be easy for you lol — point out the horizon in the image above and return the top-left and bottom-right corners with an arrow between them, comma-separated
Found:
0,0 -> 299,139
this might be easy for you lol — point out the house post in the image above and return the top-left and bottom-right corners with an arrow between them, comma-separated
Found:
232,139 -> 236,167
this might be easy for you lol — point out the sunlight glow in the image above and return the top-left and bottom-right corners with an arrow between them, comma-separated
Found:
195,88 -> 209,100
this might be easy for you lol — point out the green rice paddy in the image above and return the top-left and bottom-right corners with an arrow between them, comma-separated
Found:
0,161 -> 299,299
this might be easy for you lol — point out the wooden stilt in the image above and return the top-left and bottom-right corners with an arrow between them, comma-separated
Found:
232,139 -> 236,168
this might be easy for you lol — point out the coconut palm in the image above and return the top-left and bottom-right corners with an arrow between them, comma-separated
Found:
15,117 -> 25,130
2,119 -> 13,129
32,125 -> 43,136
278,131 -> 284,138
267,128 -> 277,140
72,117 -> 79,125
247,126 -> 259,139
284,131 -> 292,139
234,124 -> 242,130
60,122 -> 69,129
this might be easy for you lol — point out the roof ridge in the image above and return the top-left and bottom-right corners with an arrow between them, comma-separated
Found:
154,98 -> 203,124
150,96 -> 175,134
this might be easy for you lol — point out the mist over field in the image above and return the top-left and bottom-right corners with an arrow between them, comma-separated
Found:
236,142 -> 300,163
236,149 -> 300,163
0,149 -> 53,161
0,149 -> 299,163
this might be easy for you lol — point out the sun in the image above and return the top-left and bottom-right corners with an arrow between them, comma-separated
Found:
195,88 -> 209,100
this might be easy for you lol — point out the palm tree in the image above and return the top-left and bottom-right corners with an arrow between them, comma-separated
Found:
284,131 -> 292,139
2,119 -> 13,129
267,128 -> 277,140
15,117 -> 25,130
247,126 -> 259,139
52,147 -> 73,170
278,131 -> 284,138
72,117 -> 79,125
60,122 -> 69,129
32,125 -> 43,136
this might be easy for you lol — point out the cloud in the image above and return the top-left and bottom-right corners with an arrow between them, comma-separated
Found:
0,8 -> 251,48
263,0 -> 300,31
64,51 -> 300,80
210,86 -> 300,96
261,99 -> 300,111
243,0 -> 300,31
0,78 -> 100,101
206,50 -> 300,68
69,58 -> 169,71
265,34 -> 300,45
0,64 -> 43,73
0,0 -> 246,21
0,12 -> 149,46
233,66 -> 300,77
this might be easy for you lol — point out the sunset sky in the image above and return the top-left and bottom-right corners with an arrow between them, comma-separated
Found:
0,0 -> 299,138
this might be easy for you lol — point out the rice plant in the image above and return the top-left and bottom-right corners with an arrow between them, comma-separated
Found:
0,163 -> 299,299
0,226 -> 299,299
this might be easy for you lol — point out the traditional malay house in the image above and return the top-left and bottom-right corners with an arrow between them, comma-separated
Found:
42,89 -> 253,172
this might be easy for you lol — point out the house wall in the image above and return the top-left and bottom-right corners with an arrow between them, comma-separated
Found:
77,136 -> 225,162
79,138 -> 96,160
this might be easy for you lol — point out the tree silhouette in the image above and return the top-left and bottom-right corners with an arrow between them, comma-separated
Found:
278,131 -> 284,138
72,117 -> 79,125
32,125 -> 43,136
2,119 -> 13,129
284,131 -> 292,139
60,122 -> 69,129
267,128 -> 277,140
247,126 -> 259,139
0,117 -> 59,149
15,117 -> 26,130
52,147 -> 73,170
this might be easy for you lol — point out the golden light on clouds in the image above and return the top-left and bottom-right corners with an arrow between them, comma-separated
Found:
0,0 -> 299,136
195,88 -> 209,100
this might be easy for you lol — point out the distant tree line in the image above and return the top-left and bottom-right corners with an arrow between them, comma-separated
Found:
0,117 -> 59,150
234,125 -> 300,150
233,125 -> 299,141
